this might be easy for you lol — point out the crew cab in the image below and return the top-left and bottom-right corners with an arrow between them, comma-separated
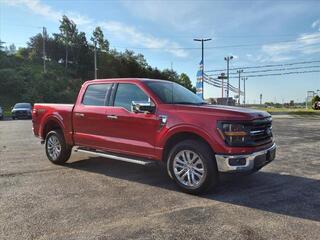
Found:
32,78 -> 276,194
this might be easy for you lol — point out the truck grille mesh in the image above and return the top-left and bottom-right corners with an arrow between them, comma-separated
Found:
247,117 -> 273,146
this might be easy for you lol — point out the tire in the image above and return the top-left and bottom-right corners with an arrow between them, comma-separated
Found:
12,117 -> 15,120
45,130 -> 72,164
167,139 -> 218,195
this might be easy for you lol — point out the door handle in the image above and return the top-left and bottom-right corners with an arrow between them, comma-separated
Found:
106,115 -> 118,120
75,112 -> 85,118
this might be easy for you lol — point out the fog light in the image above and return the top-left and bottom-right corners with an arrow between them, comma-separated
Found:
229,157 -> 247,166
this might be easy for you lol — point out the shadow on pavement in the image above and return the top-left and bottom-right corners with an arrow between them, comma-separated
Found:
65,156 -> 320,222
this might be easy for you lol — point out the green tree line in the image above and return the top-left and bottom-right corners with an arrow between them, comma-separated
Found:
0,15 -> 195,109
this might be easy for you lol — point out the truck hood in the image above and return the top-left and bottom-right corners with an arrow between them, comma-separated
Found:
175,104 -> 271,120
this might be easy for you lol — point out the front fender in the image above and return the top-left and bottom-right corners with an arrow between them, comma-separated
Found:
157,124 -> 218,152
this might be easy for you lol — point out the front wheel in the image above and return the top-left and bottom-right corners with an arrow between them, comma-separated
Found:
45,130 -> 72,164
167,140 -> 218,195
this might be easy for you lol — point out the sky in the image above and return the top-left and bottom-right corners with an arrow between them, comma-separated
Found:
1,0 -> 320,103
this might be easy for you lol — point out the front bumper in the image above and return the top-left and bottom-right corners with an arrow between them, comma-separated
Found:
215,143 -> 276,172
12,112 -> 32,119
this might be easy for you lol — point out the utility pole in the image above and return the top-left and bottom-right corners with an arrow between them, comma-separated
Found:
242,77 -> 248,106
306,91 -> 315,109
42,27 -> 47,73
260,94 -> 263,105
224,56 -> 233,105
194,38 -> 212,99
237,69 -> 243,105
94,41 -> 97,79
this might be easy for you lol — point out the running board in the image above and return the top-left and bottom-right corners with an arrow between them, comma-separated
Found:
74,148 -> 155,166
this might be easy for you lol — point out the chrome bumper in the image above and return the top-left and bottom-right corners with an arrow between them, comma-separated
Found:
215,143 -> 276,172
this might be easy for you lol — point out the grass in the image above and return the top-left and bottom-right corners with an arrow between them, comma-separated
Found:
252,107 -> 320,115
3,110 -> 11,117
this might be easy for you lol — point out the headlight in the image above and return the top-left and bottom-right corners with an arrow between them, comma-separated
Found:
217,122 -> 249,146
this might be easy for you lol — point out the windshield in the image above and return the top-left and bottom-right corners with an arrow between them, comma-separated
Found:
144,81 -> 205,105
14,103 -> 31,109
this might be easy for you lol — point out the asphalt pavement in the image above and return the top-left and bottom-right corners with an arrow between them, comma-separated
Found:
0,118 -> 319,240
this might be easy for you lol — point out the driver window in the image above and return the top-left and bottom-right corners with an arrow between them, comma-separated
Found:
114,83 -> 150,111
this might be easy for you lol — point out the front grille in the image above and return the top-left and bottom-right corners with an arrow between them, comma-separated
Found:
247,117 -> 273,146
16,111 -> 27,115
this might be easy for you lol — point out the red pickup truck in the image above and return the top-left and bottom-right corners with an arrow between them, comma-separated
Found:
32,78 -> 276,194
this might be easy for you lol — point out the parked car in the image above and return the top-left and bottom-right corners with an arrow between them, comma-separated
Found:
12,103 -> 32,119
0,106 -> 3,120
32,78 -> 276,194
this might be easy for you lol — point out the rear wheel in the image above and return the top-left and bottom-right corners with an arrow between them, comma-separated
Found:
167,139 -> 218,195
45,130 -> 72,164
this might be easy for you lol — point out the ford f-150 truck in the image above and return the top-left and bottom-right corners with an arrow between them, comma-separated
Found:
32,78 -> 276,194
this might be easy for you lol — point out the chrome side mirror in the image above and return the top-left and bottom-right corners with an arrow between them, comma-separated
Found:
132,101 -> 156,114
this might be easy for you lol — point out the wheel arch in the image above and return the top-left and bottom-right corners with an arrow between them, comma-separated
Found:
41,116 -> 64,140
161,127 -> 216,163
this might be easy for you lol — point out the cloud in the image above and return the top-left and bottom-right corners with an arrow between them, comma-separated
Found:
120,0 -> 201,31
100,21 -> 188,58
3,0 -> 92,25
261,32 -> 320,62
312,19 -> 320,30
3,0 -> 187,58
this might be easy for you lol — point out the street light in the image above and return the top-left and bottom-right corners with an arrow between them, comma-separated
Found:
224,56 -> 233,104
194,38 -> 212,99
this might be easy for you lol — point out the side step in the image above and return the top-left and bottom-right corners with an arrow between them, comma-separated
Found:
74,147 -> 156,166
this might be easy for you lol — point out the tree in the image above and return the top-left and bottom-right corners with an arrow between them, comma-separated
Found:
7,44 -> 17,55
161,69 -> 179,82
0,15 -> 195,110
178,73 -> 195,92
0,40 -> 5,52
91,27 -> 109,51
57,15 -> 78,69
312,95 -> 320,105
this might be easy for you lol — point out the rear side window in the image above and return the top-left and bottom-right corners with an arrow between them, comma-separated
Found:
82,84 -> 111,106
114,83 -> 149,111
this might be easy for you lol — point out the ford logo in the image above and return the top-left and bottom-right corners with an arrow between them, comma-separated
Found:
266,128 -> 272,136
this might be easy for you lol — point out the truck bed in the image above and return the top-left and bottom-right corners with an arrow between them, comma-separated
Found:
32,104 -> 74,144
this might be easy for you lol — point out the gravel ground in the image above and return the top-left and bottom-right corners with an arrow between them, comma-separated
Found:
0,118 -> 319,240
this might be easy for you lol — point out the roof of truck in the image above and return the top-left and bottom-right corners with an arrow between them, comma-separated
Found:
86,78 -> 171,84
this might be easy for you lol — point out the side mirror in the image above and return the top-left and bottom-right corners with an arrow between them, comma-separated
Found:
132,101 -> 155,114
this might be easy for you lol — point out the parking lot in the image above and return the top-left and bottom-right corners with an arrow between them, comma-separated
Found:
1,117 -> 320,240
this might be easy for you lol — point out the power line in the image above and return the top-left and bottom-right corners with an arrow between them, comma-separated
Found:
114,41 -> 320,51
206,60 -> 320,73
207,65 -> 320,76
229,69 -> 320,78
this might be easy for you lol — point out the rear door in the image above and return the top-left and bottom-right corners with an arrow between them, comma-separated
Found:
73,83 -> 112,149
103,83 -> 159,158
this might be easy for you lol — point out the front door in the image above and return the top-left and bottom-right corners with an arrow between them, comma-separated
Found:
102,83 -> 159,158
